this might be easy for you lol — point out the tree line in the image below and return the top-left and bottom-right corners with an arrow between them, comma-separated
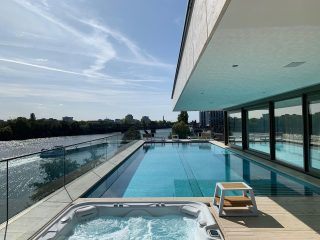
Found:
0,113 -> 173,141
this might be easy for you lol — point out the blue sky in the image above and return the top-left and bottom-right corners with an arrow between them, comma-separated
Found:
0,0 -> 197,121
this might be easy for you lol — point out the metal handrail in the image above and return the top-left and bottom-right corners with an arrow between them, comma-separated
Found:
0,132 -> 122,163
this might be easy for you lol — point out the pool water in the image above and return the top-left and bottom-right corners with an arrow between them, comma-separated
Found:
86,143 -> 320,198
67,215 -> 198,240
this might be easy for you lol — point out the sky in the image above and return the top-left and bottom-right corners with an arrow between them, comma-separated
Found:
0,0 -> 198,121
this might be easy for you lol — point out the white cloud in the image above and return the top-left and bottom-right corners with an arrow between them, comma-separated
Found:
0,58 -> 89,77
12,0 -> 116,77
35,58 -> 48,62
0,0 -> 179,120
80,19 -> 175,69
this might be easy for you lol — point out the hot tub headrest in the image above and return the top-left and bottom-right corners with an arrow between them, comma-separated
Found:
180,205 -> 200,217
75,205 -> 97,221
197,212 -> 207,227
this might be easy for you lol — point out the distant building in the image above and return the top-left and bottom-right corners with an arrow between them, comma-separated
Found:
105,118 -> 114,123
114,119 -> 122,123
62,116 -> 73,122
199,111 -> 224,133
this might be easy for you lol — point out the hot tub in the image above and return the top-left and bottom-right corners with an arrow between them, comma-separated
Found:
36,201 -> 223,240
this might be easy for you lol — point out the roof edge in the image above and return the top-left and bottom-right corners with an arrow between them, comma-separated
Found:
171,0 -> 195,99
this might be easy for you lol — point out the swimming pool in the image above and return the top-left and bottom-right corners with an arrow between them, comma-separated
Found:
85,143 -> 320,198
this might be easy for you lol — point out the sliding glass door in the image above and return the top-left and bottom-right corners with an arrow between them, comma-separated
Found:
247,106 -> 270,154
274,98 -> 304,168
309,96 -> 320,172
228,111 -> 242,147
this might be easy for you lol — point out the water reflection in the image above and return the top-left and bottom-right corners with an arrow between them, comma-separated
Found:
309,97 -> 320,171
227,153 -> 317,196
228,112 -> 242,147
247,107 -> 270,154
275,98 -> 304,168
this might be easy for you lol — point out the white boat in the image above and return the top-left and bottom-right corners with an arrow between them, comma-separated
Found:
40,146 -> 64,158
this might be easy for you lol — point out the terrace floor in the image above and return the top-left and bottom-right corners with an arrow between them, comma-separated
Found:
210,196 -> 320,240
1,139 -> 320,239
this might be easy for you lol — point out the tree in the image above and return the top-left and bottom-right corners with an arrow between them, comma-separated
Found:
30,113 -> 36,121
141,116 -> 151,129
172,121 -> 190,139
122,126 -> 141,141
0,126 -> 13,140
12,117 -> 31,139
178,111 -> 188,124
124,114 -> 134,124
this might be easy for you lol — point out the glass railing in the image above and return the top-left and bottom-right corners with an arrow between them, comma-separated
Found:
0,133 -> 137,232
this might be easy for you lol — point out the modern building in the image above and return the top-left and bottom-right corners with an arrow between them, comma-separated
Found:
171,0 -> 320,178
199,110 -> 224,133
62,116 -> 73,122
114,118 -> 122,123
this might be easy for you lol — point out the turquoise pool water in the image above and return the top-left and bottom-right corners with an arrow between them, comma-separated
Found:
86,143 -> 320,198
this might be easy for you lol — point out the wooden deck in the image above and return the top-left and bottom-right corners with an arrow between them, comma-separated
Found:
76,196 -> 320,240
210,196 -> 320,240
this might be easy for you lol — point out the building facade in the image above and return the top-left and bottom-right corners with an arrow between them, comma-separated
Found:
62,116 -> 73,122
199,110 -> 224,133
171,0 -> 320,178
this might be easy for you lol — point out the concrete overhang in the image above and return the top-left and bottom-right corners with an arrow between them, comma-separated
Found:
172,0 -> 320,111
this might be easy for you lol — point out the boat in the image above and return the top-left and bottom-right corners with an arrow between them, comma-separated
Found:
40,146 -> 64,158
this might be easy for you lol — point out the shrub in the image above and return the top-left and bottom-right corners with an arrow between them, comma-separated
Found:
172,121 -> 190,139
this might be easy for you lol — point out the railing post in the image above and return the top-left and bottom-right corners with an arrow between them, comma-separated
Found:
241,108 -> 247,150
269,101 -> 275,160
224,111 -> 228,145
302,94 -> 309,172
116,134 -> 119,152
105,137 -> 108,161
63,147 -> 66,187
5,160 -> 9,240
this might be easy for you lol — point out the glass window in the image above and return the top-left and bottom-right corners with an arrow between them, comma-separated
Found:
275,98 -> 304,168
247,107 -> 270,154
309,96 -> 320,172
228,111 -> 242,147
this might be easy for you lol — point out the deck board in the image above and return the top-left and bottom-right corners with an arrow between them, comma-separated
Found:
209,196 -> 320,240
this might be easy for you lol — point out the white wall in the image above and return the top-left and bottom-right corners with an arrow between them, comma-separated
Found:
172,0 -> 228,109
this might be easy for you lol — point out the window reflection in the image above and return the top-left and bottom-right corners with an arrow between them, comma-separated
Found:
247,107 -> 270,154
228,111 -> 242,147
275,98 -> 304,168
309,97 -> 320,171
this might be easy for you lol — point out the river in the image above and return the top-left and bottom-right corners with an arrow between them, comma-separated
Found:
0,133 -> 117,160
0,129 -> 172,160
